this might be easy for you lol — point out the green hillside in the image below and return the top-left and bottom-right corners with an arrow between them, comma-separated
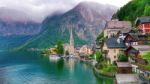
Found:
0,35 -> 33,51
116,0 -> 150,25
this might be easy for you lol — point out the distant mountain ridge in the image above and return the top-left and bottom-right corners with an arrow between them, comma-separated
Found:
0,20 -> 41,36
0,2 -> 117,50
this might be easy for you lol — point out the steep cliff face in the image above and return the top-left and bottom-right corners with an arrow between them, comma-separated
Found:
59,2 -> 117,41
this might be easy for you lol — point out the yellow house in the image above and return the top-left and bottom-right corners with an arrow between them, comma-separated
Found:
103,37 -> 126,64
50,48 -> 57,55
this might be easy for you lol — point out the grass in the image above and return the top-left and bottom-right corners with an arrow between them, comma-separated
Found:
137,63 -> 150,71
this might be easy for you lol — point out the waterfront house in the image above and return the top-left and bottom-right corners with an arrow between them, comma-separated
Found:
115,74 -> 139,84
104,19 -> 131,38
79,45 -> 94,56
135,16 -> 150,34
116,62 -> 132,74
103,37 -> 126,64
50,48 -> 57,55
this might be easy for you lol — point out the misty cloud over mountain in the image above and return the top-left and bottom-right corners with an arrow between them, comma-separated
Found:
0,0 -> 130,22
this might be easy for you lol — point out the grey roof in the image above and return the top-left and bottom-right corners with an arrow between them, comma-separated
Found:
106,20 -> 132,29
117,62 -> 131,67
120,29 -> 131,33
136,16 -> 150,25
105,37 -> 126,48
128,33 -> 139,40
115,74 -> 139,84
126,33 -> 150,41
132,45 -> 150,55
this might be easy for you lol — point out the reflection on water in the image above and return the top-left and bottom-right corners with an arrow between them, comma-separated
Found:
0,51 -> 113,84
65,58 -> 75,73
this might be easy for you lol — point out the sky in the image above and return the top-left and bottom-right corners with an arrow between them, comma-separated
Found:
0,0 -> 131,22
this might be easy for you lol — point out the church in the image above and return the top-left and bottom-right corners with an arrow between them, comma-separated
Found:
63,26 -> 75,55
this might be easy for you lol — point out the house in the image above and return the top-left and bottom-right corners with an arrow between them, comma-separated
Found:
123,33 -> 139,46
132,45 -> 150,55
116,62 -> 132,74
125,46 -> 139,63
104,19 -> 131,38
125,45 -> 150,64
125,45 -> 150,82
103,37 -> 126,64
135,16 -> 150,34
124,33 -> 150,46
79,45 -> 94,56
50,48 -> 57,55
115,74 -> 139,84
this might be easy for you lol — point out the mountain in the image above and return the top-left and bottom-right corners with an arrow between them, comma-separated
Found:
0,8 -> 42,50
0,20 -> 41,50
115,0 -> 150,25
0,20 -> 41,36
20,2 -> 117,49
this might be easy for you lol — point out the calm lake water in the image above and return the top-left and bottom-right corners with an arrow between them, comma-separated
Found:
0,51 -> 113,84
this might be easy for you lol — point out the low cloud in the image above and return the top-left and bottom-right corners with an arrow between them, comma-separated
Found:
0,0 -> 131,23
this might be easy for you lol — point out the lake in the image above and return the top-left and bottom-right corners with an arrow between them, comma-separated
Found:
0,51 -> 113,84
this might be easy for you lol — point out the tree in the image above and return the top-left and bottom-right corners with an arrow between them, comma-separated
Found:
116,0 -> 150,25
56,41 -> 64,55
95,50 -> 103,62
96,32 -> 104,44
143,52 -> 150,64
65,50 -> 69,55
118,53 -> 128,62
42,49 -> 51,55
144,4 -> 150,16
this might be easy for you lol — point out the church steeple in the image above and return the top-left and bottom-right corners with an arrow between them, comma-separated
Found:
70,26 -> 74,47
69,25 -> 75,55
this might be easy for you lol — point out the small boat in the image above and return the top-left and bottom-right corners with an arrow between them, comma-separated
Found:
49,55 -> 60,61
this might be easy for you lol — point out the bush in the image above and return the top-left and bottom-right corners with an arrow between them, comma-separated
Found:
65,50 -> 69,55
95,60 -> 116,76
42,49 -> 51,56
96,32 -> 104,44
118,53 -> 128,62
56,41 -> 64,55
95,50 -> 103,62
143,52 -> 150,64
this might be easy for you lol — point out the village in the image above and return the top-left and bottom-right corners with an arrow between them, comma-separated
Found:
47,16 -> 150,84
98,16 -> 150,84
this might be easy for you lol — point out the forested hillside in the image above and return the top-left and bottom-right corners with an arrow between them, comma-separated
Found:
116,0 -> 150,25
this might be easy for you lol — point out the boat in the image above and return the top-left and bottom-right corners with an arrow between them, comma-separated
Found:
49,55 -> 60,61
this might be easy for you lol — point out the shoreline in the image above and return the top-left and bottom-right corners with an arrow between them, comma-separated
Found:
48,54 -> 115,79
93,67 -> 115,78
78,57 -> 115,78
